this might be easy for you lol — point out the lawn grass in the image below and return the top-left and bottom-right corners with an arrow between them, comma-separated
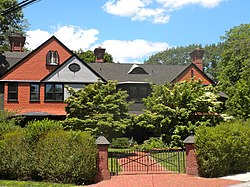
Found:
0,180 -> 76,187
151,151 -> 186,173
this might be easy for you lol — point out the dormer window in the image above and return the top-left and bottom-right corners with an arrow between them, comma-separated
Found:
46,51 -> 59,65
127,64 -> 149,75
130,67 -> 149,74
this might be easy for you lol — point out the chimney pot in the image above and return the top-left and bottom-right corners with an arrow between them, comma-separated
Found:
190,48 -> 204,71
9,34 -> 26,52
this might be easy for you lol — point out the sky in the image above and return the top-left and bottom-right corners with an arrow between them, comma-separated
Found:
21,0 -> 250,64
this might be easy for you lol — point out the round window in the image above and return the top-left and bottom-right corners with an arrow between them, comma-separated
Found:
69,63 -> 81,72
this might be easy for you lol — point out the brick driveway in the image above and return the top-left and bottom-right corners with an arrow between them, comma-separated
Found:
87,174 -> 240,187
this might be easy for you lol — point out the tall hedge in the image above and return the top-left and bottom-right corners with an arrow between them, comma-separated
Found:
0,120 -> 97,185
34,131 -> 97,185
195,120 -> 250,177
0,130 -> 31,180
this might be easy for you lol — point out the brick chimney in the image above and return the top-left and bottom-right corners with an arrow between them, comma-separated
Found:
9,34 -> 26,52
94,47 -> 106,63
190,48 -> 204,71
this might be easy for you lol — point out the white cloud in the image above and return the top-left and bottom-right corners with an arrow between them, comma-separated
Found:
98,39 -> 170,63
26,25 -> 99,51
103,0 -> 225,24
157,0 -> 224,9
26,25 -> 170,64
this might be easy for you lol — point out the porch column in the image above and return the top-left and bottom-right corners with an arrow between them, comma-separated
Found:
95,135 -> 111,182
183,134 -> 199,176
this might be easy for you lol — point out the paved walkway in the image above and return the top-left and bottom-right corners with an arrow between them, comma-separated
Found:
86,174 -> 241,187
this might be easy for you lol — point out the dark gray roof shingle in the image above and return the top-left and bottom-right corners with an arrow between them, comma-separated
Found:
89,63 -> 189,84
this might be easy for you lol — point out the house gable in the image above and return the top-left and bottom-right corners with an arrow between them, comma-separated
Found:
0,36 -> 73,81
171,64 -> 215,85
42,55 -> 106,83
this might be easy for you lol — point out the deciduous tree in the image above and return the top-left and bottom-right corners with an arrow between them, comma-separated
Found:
134,80 -> 225,147
217,23 -> 250,119
64,81 -> 131,140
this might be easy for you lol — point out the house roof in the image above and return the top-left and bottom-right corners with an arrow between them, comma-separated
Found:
3,51 -> 30,68
89,63 -> 190,84
0,36 -> 74,80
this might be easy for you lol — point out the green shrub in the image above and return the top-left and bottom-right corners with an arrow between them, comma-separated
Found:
25,119 -> 63,143
195,120 -> 250,177
140,137 -> 166,150
0,130 -> 31,180
0,121 -> 21,139
111,138 -> 130,148
34,130 -> 97,185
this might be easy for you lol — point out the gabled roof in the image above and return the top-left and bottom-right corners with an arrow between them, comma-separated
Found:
171,63 -> 215,85
89,63 -> 190,84
41,54 -> 106,83
0,36 -> 73,79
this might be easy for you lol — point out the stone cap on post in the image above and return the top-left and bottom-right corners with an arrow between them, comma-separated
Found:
95,135 -> 110,145
183,135 -> 195,144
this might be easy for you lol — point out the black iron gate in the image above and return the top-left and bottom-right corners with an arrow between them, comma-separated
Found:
109,149 -> 185,175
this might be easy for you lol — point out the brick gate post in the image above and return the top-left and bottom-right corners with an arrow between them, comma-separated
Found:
183,135 -> 199,176
95,135 -> 111,182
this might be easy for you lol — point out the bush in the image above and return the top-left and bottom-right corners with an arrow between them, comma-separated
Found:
0,130 -> 31,180
140,137 -> 166,150
34,130 -> 97,185
195,120 -> 250,177
25,119 -> 64,143
0,121 -> 21,139
111,138 -> 130,148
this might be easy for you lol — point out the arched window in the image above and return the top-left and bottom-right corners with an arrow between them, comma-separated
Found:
46,51 -> 59,65
129,67 -> 149,74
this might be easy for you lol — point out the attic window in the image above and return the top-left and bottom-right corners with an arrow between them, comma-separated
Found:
128,65 -> 149,75
46,51 -> 59,65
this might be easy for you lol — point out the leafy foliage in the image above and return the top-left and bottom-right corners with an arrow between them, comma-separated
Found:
217,23 -> 250,119
74,49 -> 114,63
144,44 -> 222,80
25,119 -> 63,143
140,137 -> 166,150
136,80 -> 225,147
34,131 -> 97,185
64,81 -> 131,140
111,138 -> 130,149
0,120 -> 97,185
0,130 -> 31,180
195,120 -> 250,177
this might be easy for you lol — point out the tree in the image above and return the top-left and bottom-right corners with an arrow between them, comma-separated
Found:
74,49 -> 114,63
0,0 -> 28,51
217,24 -> 250,119
133,80 -> 225,147
144,44 -> 201,65
64,81 -> 131,140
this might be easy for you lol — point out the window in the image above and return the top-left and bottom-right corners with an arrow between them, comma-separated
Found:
126,84 -> 151,102
30,83 -> 40,101
191,70 -> 194,78
45,84 -> 63,101
8,83 -> 18,101
46,51 -> 59,65
129,67 -> 149,74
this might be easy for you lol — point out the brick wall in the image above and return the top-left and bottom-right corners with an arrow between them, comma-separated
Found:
4,83 -> 66,115
175,67 -> 213,85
